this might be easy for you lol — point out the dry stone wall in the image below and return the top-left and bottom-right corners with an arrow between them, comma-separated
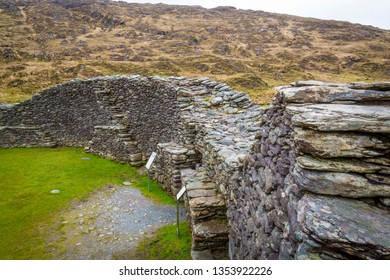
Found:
149,77 -> 263,259
0,76 -> 181,165
229,81 -> 390,260
1,76 -> 389,260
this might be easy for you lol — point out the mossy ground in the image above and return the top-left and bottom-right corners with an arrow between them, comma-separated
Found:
0,147 -> 181,259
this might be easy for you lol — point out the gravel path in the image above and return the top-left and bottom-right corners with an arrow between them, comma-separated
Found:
51,184 -> 182,259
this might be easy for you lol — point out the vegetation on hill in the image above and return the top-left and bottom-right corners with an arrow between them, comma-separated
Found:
0,0 -> 389,104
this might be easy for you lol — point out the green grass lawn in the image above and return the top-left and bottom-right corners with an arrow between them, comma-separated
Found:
0,147 -> 176,259
134,222 -> 192,260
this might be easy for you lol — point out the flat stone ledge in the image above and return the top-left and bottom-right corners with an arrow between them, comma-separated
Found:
293,165 -> 390,198
296,156 -> 383,173
0,126 -> 41,130
290,81 -> 390,91
287,104 -> 390,133
294,128 -> 389,158
297,194 -> 390,259
280,86 -> 390,104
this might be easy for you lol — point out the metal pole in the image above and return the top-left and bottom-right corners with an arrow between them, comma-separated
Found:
147,169 -> 150,192
176,199 -> 180,237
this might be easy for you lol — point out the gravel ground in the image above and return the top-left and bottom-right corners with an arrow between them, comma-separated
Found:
51,184 -> 183,259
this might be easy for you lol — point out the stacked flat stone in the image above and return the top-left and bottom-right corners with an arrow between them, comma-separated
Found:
159,77 -> 264,259
231,81 -> 390,260
167,77 -> 263,198
181,168 -> 229,260
152,142 -> 200,196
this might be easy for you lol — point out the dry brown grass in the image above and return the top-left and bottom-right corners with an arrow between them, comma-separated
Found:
1,0 -> 389,104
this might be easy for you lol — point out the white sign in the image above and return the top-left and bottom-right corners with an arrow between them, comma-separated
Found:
176,186 -> 186,200
145,152 -> 157,170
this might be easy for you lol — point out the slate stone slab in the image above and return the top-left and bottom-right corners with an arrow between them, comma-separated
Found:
294,128 -> 389,158
297,194 -> 390,259
281,86 -> 390,103
293,165 -> 390,198
296,156 -> 382,173
287,104 -> 390,133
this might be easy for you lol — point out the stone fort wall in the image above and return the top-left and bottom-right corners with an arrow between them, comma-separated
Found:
229,81 -> 390,260
0,76 -> 389,260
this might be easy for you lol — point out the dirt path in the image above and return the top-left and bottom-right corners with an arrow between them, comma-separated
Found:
50,184 -> 180,259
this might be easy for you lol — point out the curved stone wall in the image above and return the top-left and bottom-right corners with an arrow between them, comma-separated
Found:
1,77 -> 389,260
0,76 -> 181,164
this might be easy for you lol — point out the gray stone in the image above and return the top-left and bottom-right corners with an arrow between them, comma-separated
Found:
189,196 -> 225,209
287,104 -> 390,133
193,219 -> 228,239
187,189 -> 218,198
297,194 -> 390,259
191,250 -> 213,260
293,165 -> 390,198
290,80 -> 348,87
294,128 -> 388,158
232,96 -> 249,104
349,82 -> 390,91
296,156 -> 382,173
224,107 -> 238,114
211,97 -> 223,106
380,198 -> 390,207
129,153 -> 143,162
281,86 -> 390,103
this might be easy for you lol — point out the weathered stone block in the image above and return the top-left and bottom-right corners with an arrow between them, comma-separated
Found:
129,153 -> 143,162
296,156 -> 382,173
281,86 -> 390,104
294,128 -> 389,158
297,194 -> 390,259
287,104 -> 390,133
293,165 -> 390,198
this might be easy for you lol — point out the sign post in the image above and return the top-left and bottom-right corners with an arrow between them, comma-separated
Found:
176,186 -> 186,237
145,152 -> 157,192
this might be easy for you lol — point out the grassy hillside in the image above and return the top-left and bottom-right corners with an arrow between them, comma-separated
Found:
1,0 -> 389,104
